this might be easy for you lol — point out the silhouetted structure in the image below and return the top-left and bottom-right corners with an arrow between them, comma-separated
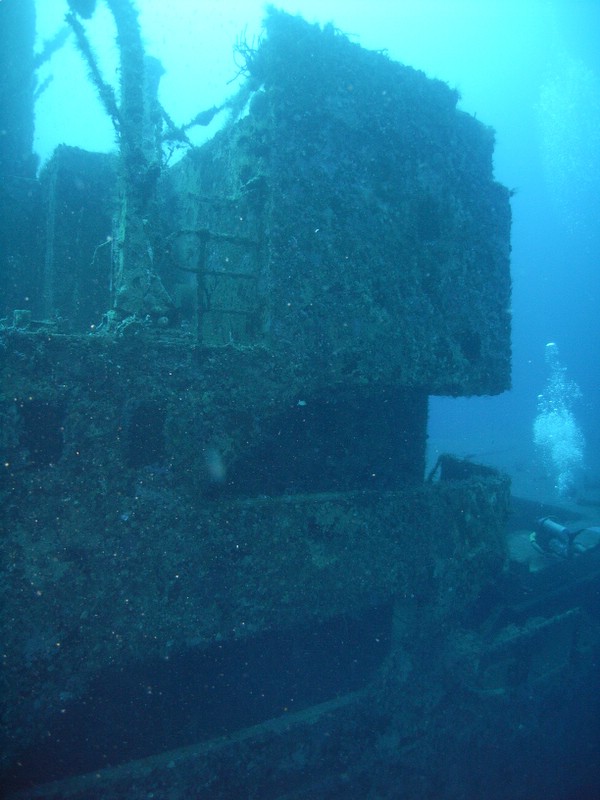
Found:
2,11 -> 599,800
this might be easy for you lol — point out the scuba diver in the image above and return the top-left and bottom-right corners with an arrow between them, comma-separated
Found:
531,516 -> 600,558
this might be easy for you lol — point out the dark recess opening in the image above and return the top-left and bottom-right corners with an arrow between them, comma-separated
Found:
17,398 -> 65,465
123,400 -> 166,468
6,604 -> 392,792
227,388 -> 427,495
